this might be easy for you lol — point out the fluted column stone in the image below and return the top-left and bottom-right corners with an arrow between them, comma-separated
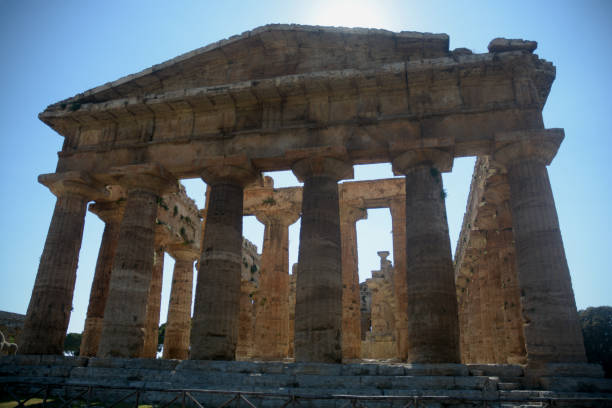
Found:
163,246 -> 198,360
494,131 -> 586,364
191,158 -> 259,360
98,164 -> 177,358
389,198 -> 408,361
339,205 -> 367,360
80,201 -> 125,357
141,245 -> 165,358
393,149 -> 460,363
20,172 -> 106,355
252,211 -> 299,360
292,156 -> 353,363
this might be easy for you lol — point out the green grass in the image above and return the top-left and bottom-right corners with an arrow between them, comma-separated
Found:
0,399 -> 157,408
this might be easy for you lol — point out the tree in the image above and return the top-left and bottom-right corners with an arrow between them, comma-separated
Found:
579,306 -> 612,378
64,332 -> 82,356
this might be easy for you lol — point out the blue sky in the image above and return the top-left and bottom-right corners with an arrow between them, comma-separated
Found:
0,1 -> 610,334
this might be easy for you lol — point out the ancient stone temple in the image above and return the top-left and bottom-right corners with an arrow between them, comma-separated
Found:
21,24 -> 589,373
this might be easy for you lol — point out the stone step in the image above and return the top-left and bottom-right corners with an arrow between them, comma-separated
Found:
539,376 -> 612,393
499,382 -> 522,391
467,364 -> 524,378
67,365 -> 497,392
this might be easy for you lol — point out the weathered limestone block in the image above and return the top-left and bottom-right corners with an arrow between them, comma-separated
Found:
252,211 -> 299,360
142,246 -> 165,358
494,130 -> 586,365
361,252 -> 398,360
455,157 -> 526,365
98,164 -> 177,358
393,149 -> 460,363
191,158 -> 259,360
156,184 -> 201,249
20,172 -> 106,355
292,156 -> 353,363
163,246 -> 198,360
80,201 -> 125,357
359,282 -> 372,341
488,38 -> 537,53
339,205 -> 367,361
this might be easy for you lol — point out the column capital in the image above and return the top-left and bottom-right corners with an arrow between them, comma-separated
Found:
108,163 -> 178,195
493,129 -> 564,169
340,204 -> 368,225
292,157 -> 354,182
392,148 -> 453,175
254,209 -> 300,228
167,244 -> 199,262
199,156 -> 261,187
39,171 -> 108,201
89,200 -> 126,224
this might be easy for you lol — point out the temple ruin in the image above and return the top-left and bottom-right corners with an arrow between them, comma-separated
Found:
12,25 -> 605,395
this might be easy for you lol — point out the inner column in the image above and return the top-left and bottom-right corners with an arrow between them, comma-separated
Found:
80,201 -> 125,357
339,205 -> 367,361
163,246 -> 198,360
292,157 -> 353,363
97,164 -> 176,358
393,149 -> 460,363
141,245 -> 165,358
190,160 -> 259,360
252,211 -> 299,360
389,198 -> 408,361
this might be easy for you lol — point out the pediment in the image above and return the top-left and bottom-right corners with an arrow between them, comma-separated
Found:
49,24 -> 449,108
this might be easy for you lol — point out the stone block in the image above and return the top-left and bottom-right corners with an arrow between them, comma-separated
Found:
8,355 -> 41,365
341,363 -> 379,376
88,357 -> 129,368
487,38 -> 537,53
453,376 -> 489,390
17,366 -> 51,377
467,364 -> 523,378
295,374 -> 361,389
123,358 -> 179,370
403,364 -> 469,376
0,363 -> 19,375
539,376 -> 612,393
360,375 -> 393,389
390,375 -> 455,390
257,361 -> 287,374
48,365 -> 73,377
533,363 -> 604,378
378,365 -> 405,376
288,362 -> 342,376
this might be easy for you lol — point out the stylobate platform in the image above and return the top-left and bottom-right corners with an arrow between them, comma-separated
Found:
1,356 -> 611,407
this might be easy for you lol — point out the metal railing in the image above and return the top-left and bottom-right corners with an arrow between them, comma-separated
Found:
1,381 -> 611,408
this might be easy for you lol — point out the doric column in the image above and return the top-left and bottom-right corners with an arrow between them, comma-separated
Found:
494,130 -> 586,364
339,205 -> 367,360
292,157 -> 353,363
392,149 -> 460,363
141,245 -> 165,358
163,246 -> 198,360
80,201 -> 125,357
98,164 -> 177,358
20,172 -> 106,355
191,158 -> 259,360
252,211 -> 299,360
389,198 -> 408,361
